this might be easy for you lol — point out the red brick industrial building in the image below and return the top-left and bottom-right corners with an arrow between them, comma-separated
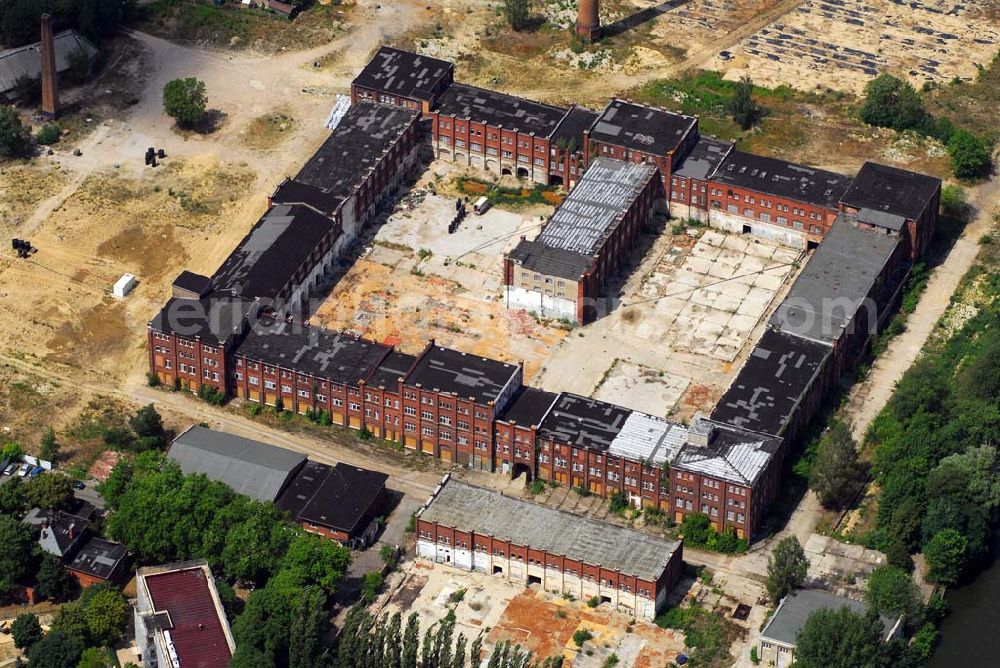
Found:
416,476 -> 683,621
145,50 -> 943,542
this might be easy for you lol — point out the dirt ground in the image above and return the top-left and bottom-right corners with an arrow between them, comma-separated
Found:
711,0 -> 1000,93
377,559 -> 691,667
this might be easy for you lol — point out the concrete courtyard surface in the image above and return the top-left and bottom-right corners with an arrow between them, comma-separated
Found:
536,228 -> 803,420
376,560 -> 689,667
311,173 -> 565,379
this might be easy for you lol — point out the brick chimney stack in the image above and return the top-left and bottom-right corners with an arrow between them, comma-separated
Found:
40,13 -> 59,117
576,0 -> 600,43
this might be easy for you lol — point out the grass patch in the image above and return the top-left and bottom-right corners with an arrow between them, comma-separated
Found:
241,110 -> 294,150
133,0 -> 351,53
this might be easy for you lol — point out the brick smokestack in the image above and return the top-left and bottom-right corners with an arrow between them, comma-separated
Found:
40,13 -> 59,117
576,0 -> 600,43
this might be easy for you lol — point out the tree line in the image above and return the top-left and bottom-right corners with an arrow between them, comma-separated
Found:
332,606 -> 563,668
0,0 -> 135,48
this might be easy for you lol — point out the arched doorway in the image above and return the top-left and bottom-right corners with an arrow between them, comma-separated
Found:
549,174 -> 564,187
501,167 -> 512,176
516,167 -> 530,179
513,463 -> 533,483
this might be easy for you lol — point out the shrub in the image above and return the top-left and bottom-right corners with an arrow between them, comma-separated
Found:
587,596 -> 600,608
572,628 -> 593,646
35,123 -> 60,145
162,77 -> 208,127
0,105 -> 30,157
608,491 -> 629,514
529,479 -> 546,495
948,129 -> 991,180
361,571 -> 383,604
248,403 -> 263,417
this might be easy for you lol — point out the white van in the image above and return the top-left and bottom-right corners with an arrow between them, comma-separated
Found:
473,196 -> 490,215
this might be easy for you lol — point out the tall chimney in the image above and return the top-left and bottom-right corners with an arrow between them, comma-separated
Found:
40,13 -> 59,118
576,0 -> 600,43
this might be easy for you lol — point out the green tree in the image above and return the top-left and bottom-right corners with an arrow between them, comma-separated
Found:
271,533 -> 351,595
0,104 -> 30,158
794,607 -> 885,668
730,75 -> 760,129
129,404 -> 167,448
810,420 -> 866,510
924,528 -> 967,585
289,586 -> 328,668
220,501 -> 293,585
36,552 -> 80,602
503,0 -> 531,31
453,633 -> 467,668
84,588 -> 129,646
402,612 -> 420,668
10,612 -> 42,649
765,536 -> 808,603
48,600 -> 89,644
231,585 -> 298,666
25,629 -> 85,668
910,622 -> 938,661
39,427 -> 59,462
469,635 -> 483,667
162,77 -> 208,127
860,74 -> 928,131
679,512 -> 711,545
865,565 -> 922,623
947,129 -> 992,180
0,475 -> 27,515
361,570 -> 384,604
386,612 -> 403,668
0,514 -> 36,594
25,473 -> 74,511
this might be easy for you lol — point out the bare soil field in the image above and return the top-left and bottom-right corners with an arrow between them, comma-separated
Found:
710,0 -> 1000,93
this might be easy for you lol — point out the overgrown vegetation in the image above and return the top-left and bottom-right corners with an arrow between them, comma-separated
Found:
679,513 -> 748,553
656,602 -> 739,667
456,176 -> 562,208
862,211 -> 1000,586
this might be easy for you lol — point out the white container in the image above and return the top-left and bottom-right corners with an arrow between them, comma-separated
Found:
113,273 -> 137,298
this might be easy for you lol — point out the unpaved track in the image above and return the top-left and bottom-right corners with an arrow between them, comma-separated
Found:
844,176 -> 1000,438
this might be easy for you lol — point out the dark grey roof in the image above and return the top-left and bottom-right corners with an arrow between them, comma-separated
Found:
711,329 -> 832,437
588,99 -> 697,156
537,392 -> 632,453
210,204 -> 335,301
352,46 -> 453,102
507,238 -> 595,280
436,83 -> 568,137
368,351 -> 417,389
670,417 -> 783,487
550,106 -> 600,148
235,319 -> 390,386
537,158 -> 659,256
269,178 -> 345,217
856,207 -> 907,231
841,161 -> 941,221
0,30 -> 97,95
673,136 -> 734,180
67,536 -> 128,580
770,215 -> 902,345
405,345 -> 521,405
294,101 -> 418,200
172,271 -> 212,298
148,296 -> 254,346
420,479 -> 681,582
37,511 -> 91,558
761,590 -> 895,646
168,426 -> 306,502
277,461 -> 387,534
712,151 -> 850,209
497,387 -> 558,427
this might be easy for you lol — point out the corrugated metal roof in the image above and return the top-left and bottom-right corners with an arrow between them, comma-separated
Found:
168,426 -> 306,502
420,479 -> 681,581
608,412 -> 688,466
538,158 -> 658,256
0,31 -> 96,95
671,418 -> 782,486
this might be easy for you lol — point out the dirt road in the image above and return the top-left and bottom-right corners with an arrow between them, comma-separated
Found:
844,177 -> 999,438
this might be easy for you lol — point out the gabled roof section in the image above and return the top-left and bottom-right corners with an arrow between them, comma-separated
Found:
670,417 -> 782,487
168,426 -> 306,502
0,30 -> 96,95
712,150 -> 850,209
277,461 -> 388,534
404,345 -> 521,405
435,82 -> 568,137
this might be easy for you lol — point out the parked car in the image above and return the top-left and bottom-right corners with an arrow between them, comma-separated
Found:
73,480 -> 86,490
17,463 -> 31,477
28,466 -> 44,478
2,464 -> 16,476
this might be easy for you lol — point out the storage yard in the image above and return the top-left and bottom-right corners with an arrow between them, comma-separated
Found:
709,0 -> 1000,92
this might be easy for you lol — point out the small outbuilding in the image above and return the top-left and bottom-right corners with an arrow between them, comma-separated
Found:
112,273 -> 137,299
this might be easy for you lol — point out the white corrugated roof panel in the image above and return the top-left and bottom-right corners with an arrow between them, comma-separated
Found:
608,412 -> 688,466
